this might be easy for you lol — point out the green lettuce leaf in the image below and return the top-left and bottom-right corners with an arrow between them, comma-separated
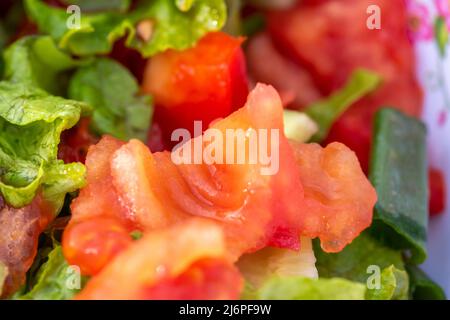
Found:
0,81 -> 87,209
406,265 -> 446,300
1,2 -> 27,77
0,23 -> 6,76
25,0 -> 226,57
24,0 -> 134,57
128,0 -> 227,57
366,265 -> 409,300
369,108 -> 428,264
242,276 -> 366,300
314,231 -> 410,300
68,58 -> 153,141
60,0 -> 131,12
3,36 -> 91,95
305,69 -> 381,142
14,246 -> 88,300
314,231 -> 405,283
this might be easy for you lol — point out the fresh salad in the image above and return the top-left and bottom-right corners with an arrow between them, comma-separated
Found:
0,0 -> 447,300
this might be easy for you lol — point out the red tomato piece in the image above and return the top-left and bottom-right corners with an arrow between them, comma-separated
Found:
62,216 -> 133,276
429,168 -> 447,216
266,0 -> 423,173
63,136 -> 136,275
76,219 -> 242,300
109,84 -> 305,258
65,84 -> 376,282
142,258 -> 242,300
246,32 -> 321,109
290,142 -> 377,252
142,32 -> 249,148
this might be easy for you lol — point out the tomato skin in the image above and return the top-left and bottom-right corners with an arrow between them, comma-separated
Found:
67,84 -> 376,284
63,216 -> 133,276
246,32 -> 321,109
62,136 -> 135,275
142,32 -> 249,147
291,142 -> 377,252
76,219 -> 242,300
429,168 -> 446,216
141,259 -> 242,300
266,0 -> 423,174
109,84 -> 306,258
69,135 -> 128,223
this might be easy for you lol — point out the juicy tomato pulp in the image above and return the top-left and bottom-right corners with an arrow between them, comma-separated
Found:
142,32 -> 249,149
291,142 -> 377,252
264,0 -> 422,172
62,216 -> 133,275
64,84 -> 376,290
75,219 -> 243,300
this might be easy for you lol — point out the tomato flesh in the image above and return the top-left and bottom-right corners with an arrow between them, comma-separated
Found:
62,216 -> 133,275
76,219 -> 242,300
142,32 -> 249,148
291,142 -> 377,252
65,84 -> 376,284
265,0 -> 422,173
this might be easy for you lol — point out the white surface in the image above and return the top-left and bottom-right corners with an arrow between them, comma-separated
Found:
410,0 -> 450,297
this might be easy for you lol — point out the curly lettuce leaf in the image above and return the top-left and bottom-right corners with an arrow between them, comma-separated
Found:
60,0 -> 131,12
14,246 -> 88,300
127,0 -> 227,56
25,0 -> 227,57
0,81 -> 87,209
4,36 -> 91,95
305,69 -> 381,142
406,265 -> 446,300
366,265 -> 409,300
242,276 -> 366,300
68,58 -> 152,141
0,24 -> 6,76
24,0 -> 134,57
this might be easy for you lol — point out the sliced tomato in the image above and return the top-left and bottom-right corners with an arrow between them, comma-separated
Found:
290,142 -> 377,252
65,84 -> 376,278
68,135 -> 127,222
62,216 -> 133,275
266,0 -> 423,173
76,219 -> 243,300
142,31 -> 249,148
63,136 -> 135,275
109,84 -> 305,258
429,168 -> 446,216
